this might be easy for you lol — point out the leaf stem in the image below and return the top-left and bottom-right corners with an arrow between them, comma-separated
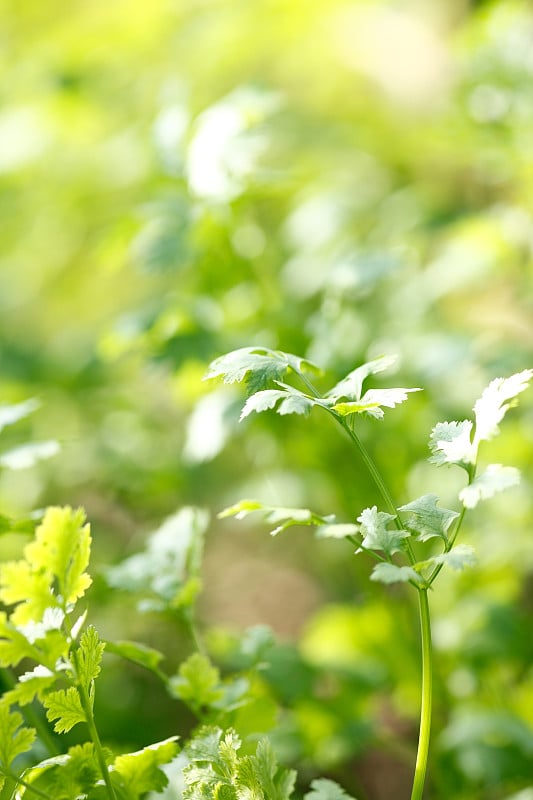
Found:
72,660 -> 117,800
0,669 -> 60,757
1,767 -> 53,800
410,589 -> 432,800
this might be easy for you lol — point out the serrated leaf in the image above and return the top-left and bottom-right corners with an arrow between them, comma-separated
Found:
44,687 -> 85,733
357,506 -> 409,556
473,369 -> 533,443
0,441 -> 60,470
4,665 -> 56,706
1,508 -> 92,626
25,506 -> 92,608
0,399 -> 40,433
204,347 -> 320,395
399,494 -> 459,543
0,699 -> 36,768
0,609 -> 67,670
169,653 -> 223,710
112,737 -> 179,800
428,420 -> 474,468
246,739 -> 296,800
18,743 -> 100,800
240,390 -> 288,420
77,626 -> 105,691
370,563 -> 421,585
421,544 -> 476,572
333,388 -> 420,419
459,464 -> 520,509
277,393 -> 315,417
305,778 -> 358,800
327,355 -> 398,401
104,640 -> 165,678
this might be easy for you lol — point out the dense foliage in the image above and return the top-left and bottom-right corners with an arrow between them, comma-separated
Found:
1,1 -> 533,798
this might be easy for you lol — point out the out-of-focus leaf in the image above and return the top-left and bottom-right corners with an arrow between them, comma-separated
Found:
0,440 -> 60,470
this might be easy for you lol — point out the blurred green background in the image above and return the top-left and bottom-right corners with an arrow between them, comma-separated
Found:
1,0 -> 533,797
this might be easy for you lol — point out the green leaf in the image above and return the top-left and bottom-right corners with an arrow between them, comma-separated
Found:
111,737 -> 179,799
0,440 -> 60,470
44,687 -> 85,733
0,399 -> 40,433
399,494 -> 459,543
25,506 -> 92,608
104,640 -> 165,678
3,665 -> 56,706
473,369 -> 533,443
204,347 -> 320,394
327,355 -> 398,401
18,743 -> 100,800
421,544 -> 476,572
459,464 -> 520,509
77,626 -> 105,691
357,506 -> 410,556
428,420 -> 474,468
370,563 -> 421,585
0,609 -> 67,669
169,653 -> 223,710
305,778 -> 358,800
332,388 -> 421,420
245,739 -> 296,800
0,698 -> 36,769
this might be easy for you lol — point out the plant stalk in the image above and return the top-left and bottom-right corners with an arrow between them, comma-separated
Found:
411,589 -> 432,800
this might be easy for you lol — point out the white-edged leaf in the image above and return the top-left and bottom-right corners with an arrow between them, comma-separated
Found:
399,494 -> 459,542
0,440 -> 60,470
474,369 -> 533,443
316,523 -> 359,539
333,388 -> 420,419
277,393 -> 314,416
357,506 -> 410,556
370,563 -> 421,585
0,399 -> 40,433
240,390 -> 287,420
428,420 -> 474,467
218,499 -> 334,536
327,355 -> 398,401
421,544 -> 476,572
459,464 -> 520,509
204,347 -> 320,394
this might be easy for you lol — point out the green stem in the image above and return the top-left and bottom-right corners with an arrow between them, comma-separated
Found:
0,669 -> 60,757
71,650 -> 117,800
0,767 -> 53,800
410,589 -> 432,800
